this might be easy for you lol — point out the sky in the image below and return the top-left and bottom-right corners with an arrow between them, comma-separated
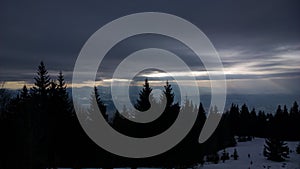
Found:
1,0 -> 300,94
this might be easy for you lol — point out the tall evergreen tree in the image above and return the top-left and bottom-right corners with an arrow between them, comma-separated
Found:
273,105 -> 289,138
249,108 -> 257,136
160,80 -> 180,129
263,138 -> 289,162
88,86 -> 107,121
240,104 -> 250,136
197,103 -> 207,130
31,61 -> 51,97
20,85 -> 29,99
162,80 -> 175,108
228,104 -> 240,136
283,105 -> 289,116
181,98 -> 193,115
290,101 -> 299,116
289,101 -> 300,139
233,148 -> 239,160
30,61 -> 52,168
49,80 -> 58,98
257,110 -> 267,137
56,71 -> 71,114
0,83 -> 11,116
135,78 -> 152,112
275,105 -> 283,117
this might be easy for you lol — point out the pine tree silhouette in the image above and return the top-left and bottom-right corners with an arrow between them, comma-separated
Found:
233,148 -> 239,160
289,102 -> 300,139
257,110 -> 267,137
0,83 -> 11,115
240,104 -> 250,137
228,104 -> 240,136
88,86 -> 107,121
20,85 -> 29,99
263,138 -> 289,162
135,78 -> 152,112
290,101 -> 299,116
56,71 -> 71,115
49,80 -> 58,98
30,61 -> 52,168
32,61 -> 51,97
197,103 -> 207,130
162,80 -> 175,109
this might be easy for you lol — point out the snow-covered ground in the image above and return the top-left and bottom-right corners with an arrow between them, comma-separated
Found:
196,138 -> 300,169
60,138 -> 300,169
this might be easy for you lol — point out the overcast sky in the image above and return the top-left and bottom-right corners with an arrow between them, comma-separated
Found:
1,0 -> 300,94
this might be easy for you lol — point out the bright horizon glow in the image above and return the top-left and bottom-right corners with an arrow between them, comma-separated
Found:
2,75 -> 299,95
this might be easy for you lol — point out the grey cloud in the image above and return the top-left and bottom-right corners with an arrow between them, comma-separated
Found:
1,0 -> 300,94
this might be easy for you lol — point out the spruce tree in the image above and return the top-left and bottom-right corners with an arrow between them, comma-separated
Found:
49,80 -> 58,98
30,61 -> 51,167
163,80 -> 175,108
233,148 -> 239,160
273,105 -> 290,138
88,86 -> 107,121
32,61 -> 51,97
257,110 -> 267,137
197,103 -> 207,130
20,85 -> 29,99
275,105 -> 283,117
263,138 -> 289,162
240,104 -> 250,136
181,98 -> 193,115
249,108 -> 257,137
290,101 -> 299,116
56,71 -> 71,114
290,102 -> 300,139
228,104 -> 240,136
0,83 -> 11,115
135,78 -> 152,112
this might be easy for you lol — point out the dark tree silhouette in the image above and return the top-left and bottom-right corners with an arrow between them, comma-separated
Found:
88,86 -> 108,121
0,83 -> 11,115
197,103 -> 207,130
162,80 -> 175,109
56,71 -> 71,113
289,101 -> 300,140
220,149 -> 229,162
263,138 -> 289,162
233,148 -> 239,160
20,85 -> 29,99
31,61 -> 51,97
240,104 -> 250,137
290,101 -> 299,116
249,108 -> 257,136
135,78 -> 152,112
257,110 -> 267,137
1,61 -> 300,168
228,104 -> 240,136
30,61 -> 52,168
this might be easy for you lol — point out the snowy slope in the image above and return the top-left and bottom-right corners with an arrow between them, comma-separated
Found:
197,138 -> 300,169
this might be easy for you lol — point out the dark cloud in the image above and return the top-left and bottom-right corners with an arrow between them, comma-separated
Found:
0,0 -> 299,93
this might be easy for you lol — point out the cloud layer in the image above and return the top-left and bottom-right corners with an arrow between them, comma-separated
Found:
1,0 -> 299,94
